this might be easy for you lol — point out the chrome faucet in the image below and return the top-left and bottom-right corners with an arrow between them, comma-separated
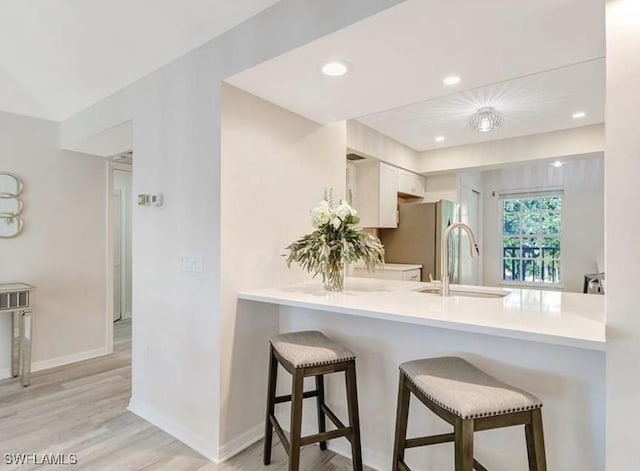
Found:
440,223 -> 480,296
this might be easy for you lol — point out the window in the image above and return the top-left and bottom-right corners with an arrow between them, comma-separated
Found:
501,191 -> 562,285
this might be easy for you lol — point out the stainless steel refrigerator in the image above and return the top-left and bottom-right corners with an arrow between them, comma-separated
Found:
379,200 -> 460,282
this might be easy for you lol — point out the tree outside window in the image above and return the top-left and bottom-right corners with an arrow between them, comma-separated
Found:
501,192 -> 562,284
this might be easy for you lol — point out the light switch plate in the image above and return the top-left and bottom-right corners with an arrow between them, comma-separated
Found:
137,194 -> 150,206
179,253 -> 204,272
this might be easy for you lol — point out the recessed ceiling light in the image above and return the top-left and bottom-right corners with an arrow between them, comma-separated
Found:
435,136 -> 446,142
443,75 -> 461,86
572,111 -> 586,119
551,161 -> 564,168
321,60 -> 350,77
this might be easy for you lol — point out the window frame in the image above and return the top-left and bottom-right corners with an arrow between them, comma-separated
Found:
498,188 -> 564,289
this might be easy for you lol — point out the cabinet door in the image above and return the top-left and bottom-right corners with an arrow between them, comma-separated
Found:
398,169 -> 425,198
353,161 -> 379,228
378,163 -> 398,228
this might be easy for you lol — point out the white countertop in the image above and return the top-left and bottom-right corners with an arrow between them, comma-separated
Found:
353,263 -> 422,272
238,277 -> 606,351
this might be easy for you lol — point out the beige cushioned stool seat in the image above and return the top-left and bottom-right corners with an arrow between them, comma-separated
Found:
269,331 -> 355,368
400,357 -> 542,420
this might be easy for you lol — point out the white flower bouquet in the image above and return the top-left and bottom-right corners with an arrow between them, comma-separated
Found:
285,190 -> 385,291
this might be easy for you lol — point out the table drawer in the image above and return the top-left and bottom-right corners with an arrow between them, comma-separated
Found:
0,291 -> 29,310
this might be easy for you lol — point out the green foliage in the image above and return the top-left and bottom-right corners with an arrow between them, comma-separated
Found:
501,195 -> 562,283
285,200 -> 385,289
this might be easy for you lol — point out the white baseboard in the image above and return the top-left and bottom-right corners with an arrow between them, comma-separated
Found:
128,398 -> 218,462
216,422 -> 265,463
0,346 -> 109,380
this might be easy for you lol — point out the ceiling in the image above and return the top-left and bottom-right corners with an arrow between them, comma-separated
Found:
227,0 -> 605,142
359,59 -> 605,151
0,0 -> 280,121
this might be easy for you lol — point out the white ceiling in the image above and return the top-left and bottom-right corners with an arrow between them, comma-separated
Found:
227,0 -> 605,136
359,59 -> 605,151
0,0 -> 280,121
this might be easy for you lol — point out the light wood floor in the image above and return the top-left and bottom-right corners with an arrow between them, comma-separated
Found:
0,318 -> 364,470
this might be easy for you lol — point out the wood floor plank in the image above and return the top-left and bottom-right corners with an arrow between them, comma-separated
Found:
138,440 -> 209,471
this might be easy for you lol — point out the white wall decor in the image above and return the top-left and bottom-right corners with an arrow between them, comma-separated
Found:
0,173 -> 24,238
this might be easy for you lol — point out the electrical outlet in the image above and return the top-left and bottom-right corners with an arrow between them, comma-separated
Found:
179,253 -> 204,272
150,193 -> 164,207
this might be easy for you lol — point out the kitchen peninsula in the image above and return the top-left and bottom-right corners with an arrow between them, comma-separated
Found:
239,277 -> 605,470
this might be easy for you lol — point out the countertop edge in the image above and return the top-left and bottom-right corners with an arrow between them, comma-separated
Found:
238,292 -> 606,352
353,264 -> 423,272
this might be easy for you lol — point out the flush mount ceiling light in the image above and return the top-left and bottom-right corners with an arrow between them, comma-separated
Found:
572,111 -> 586,119
434,136 -> 446,142
550,161 -> 564,168
443,75 -> 461,86
469,106 -> 502,133
321,60 -> 350,77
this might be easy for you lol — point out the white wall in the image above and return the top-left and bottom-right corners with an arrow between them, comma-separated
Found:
59,0 -> 407,460
220,84 -> 346,446
417,124 -> 604,174
606,0 -> 640,468
0,111 -> 106,377
113,169 -> 132,318
422,173 -> 459,203
482,157 -> 604,293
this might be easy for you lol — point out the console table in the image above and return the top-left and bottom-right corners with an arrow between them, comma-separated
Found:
0,283 -> 33,386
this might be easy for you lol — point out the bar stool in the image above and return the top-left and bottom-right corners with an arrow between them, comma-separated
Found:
392,357 -> 546,471
264,330 -> 363,471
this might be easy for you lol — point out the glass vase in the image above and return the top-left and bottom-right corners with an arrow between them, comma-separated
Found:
323,261 -> 346,292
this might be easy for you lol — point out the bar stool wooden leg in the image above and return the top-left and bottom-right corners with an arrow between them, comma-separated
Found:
454,418 -> 474,471
263,346 -> 278,465
345,360 -> 363,471
289,369 -> 305,471
315,374 -> 327,451
392,371 -> 411,471
525,409 -> 547,471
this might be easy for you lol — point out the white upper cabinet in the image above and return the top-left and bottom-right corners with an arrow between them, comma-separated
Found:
378,163 -> 398,227
354,161 -> 398,228
397,168 -> 426,198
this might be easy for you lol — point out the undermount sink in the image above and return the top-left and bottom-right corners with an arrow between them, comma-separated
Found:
416,286 -> 510,299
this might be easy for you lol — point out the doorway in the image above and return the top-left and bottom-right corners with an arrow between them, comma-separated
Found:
459,184 -> 481,285
112,167 -> 132,345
